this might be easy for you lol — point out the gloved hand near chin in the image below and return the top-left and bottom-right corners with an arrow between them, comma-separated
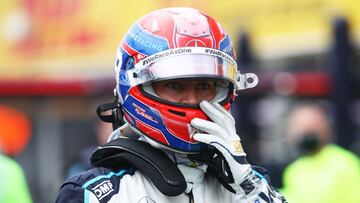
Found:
191,101 -> 259,195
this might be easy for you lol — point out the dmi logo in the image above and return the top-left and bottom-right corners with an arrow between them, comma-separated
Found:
92,180 -> 114,200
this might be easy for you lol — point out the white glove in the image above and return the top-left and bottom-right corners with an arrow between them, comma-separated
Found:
191,101 -> 253,194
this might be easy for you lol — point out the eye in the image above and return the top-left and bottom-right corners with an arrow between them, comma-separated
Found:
196,82 -> 214,90
165,82 -> 182,90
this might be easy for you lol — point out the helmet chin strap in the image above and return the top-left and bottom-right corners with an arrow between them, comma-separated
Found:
106,122 -> 129,143
96,96 -> 126,131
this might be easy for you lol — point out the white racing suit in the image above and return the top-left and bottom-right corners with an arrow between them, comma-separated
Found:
56,163 -> 286,203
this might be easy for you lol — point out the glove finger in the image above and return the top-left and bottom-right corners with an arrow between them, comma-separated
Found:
191,118 -> 229,140
211,102 -> 237,135
199,101 -> 228,126
192,121 -> 245,155
194,133 -> 244,161
200,101 -> 237,136
212,102 -> 235,124
193,133 -> 224,145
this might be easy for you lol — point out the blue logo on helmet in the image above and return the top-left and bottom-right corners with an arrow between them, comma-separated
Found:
125,23 -> 170,56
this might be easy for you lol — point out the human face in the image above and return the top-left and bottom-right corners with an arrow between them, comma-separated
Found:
286,105 -> 331,147
152,79 -> 216,105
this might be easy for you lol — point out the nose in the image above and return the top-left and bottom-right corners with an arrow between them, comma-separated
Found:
180,90 -> 200,105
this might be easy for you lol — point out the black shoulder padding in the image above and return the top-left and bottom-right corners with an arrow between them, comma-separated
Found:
90,138 -> 186,196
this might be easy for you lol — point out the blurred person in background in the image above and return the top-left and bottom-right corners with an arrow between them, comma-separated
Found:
66,121 -> 113,178
56,7 -> 287,202
0,153 -> 33,203
0,105 -> 33,203
281,102 -> 360,203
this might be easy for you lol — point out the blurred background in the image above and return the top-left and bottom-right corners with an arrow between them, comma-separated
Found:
0,0 -> 359,202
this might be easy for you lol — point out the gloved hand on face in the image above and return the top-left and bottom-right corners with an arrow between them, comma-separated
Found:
191,101 -> 253,194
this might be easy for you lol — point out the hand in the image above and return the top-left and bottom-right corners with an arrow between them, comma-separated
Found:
191,101 -> 252,194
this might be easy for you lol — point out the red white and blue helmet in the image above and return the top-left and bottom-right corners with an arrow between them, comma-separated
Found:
114,7 -> 258,153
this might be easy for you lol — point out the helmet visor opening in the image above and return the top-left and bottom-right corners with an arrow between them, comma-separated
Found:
126,51 -> 237,87
140,78 -> 233,108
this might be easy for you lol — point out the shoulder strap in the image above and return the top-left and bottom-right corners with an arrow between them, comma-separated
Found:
90,138 -> 186,196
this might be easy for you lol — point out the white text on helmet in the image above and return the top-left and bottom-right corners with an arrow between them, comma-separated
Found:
142,48 -> 192,66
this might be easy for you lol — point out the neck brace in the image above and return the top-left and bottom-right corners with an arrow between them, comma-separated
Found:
90,137 -> 186,196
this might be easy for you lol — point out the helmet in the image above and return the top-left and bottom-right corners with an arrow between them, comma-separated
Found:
114,7 -> 258,153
